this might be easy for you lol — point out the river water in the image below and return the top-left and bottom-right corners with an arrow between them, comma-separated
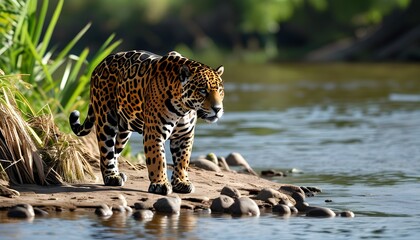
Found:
1,63 -> 420,239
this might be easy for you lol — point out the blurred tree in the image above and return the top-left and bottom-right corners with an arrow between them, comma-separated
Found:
49,0 -> 418,62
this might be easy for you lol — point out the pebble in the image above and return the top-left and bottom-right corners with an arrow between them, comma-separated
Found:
266,197 -> 278,206
191,159 -> 221,172
295,201 -> 310,212
225,152 -> 258,176
256,188 -> 289,202
134,202 -> 148,210
229,197 -> 260,216
306,207 -> 336,218
33,207 -> 49,217
7,204 -> 35,219
133,210 -> 154,220
112,205 -> 126,213
278,185 -> 306,197
272,204 -> 291,215
261,169 -> 284,177
217,157 -> 231,171
205,153 -> 218,165
289,206 -> 299,214
95,204 -> 113,217
153,196 -> 181,214
210,195 -> 235,213
291,192 -> 306,203
220,186 -> 241,199
339,211 -> 355,218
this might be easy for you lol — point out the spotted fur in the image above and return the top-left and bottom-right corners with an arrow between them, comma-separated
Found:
69,50 -> 224,195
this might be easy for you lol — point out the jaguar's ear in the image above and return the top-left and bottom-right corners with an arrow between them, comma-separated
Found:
215,65 -> 224,76
179,64 -> 190,85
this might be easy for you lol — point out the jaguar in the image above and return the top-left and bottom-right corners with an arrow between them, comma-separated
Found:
69,50 -> 224,195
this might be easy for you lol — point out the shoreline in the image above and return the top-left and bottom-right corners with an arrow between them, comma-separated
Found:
0,162 -> 289,211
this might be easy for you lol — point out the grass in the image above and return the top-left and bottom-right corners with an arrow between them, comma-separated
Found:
0,0 -> 121,185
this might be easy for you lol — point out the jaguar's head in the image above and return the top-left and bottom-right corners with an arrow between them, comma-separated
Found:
180,64 -> 224,123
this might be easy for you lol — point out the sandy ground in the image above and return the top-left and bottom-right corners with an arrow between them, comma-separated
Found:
0,161 -> 292,211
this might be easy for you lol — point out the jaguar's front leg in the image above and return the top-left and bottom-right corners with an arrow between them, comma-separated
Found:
170,120 -> 196,193
143,128 -> 172,195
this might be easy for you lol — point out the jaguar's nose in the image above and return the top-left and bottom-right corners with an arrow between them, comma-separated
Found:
212,106 -> 222,114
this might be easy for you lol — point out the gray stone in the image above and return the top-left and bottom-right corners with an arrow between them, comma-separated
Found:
112,205 -> 126,213
261,169 -> 284,177
266,197 -> 278,206
278,185 -> 306,196
134,202 -> 147,210
210,195 -> 235,213
289,206 -> 299,214
205,153 -> 218,165
226,152 -> 248,166
229,197 -> 260,216
217,157 -> 231,171
7,204 -> 35,219
133,210 -> 154,220
272,204 -> 291,215
291,192 -> 306,203
225,152 -> 258,176
256,188 -> 289,202
339,211 -> 355,218
33,207 -> 49,217
192,159 -> 221,172
95,204 -> 113,217
153,196 -> 181,214
295,201 -> 310,212
306,207 -> 336,218
220,186 -> 241,199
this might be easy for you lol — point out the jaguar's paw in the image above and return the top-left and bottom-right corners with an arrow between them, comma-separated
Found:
148,182 -> 173,195
172,178 -> 195,194
104,172 -> 127,186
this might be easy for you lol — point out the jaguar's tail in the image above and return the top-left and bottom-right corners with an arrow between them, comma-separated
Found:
69,104 -> 95,137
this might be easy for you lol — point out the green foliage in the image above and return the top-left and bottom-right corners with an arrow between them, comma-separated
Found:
0,0 -> 121,129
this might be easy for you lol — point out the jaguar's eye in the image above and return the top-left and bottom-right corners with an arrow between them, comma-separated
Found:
198,88 -> 207,95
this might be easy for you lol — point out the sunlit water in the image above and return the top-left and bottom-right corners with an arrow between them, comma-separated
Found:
1,63 -> 420,239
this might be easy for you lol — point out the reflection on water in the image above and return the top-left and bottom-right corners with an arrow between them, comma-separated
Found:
1,63 -> 420,239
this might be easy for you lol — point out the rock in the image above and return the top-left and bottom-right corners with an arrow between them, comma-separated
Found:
124,206 -> 133,213
220,186 -> 241,199
225,152 -> 258,176
210,195 -> 235,213
256,188 -> 289,202
289,206 -> 299,214
266,197 -> 278,206
205,153 -> 218,165
112,205 -> 126,213
7,204 -> 35,219
95,204 -> 113,217
133,210 -> 154,220
153,196 -> 181,214
278,185 -> 305,197
217,157 -> 231,171
306,207 -> 336,218
33,207 -> 49,217
273,204 -> 291,215
261,169 -> 284,177
134,202 -> 148,210
291,192 -> 306,203
229,197 -> 260,216
339,211 -> 355,218
191,159 -> 221,172
295,201 -> 310,212
278,198 -> 294,207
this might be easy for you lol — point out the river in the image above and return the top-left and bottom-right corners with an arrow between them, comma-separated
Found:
1,63 -> 420,239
